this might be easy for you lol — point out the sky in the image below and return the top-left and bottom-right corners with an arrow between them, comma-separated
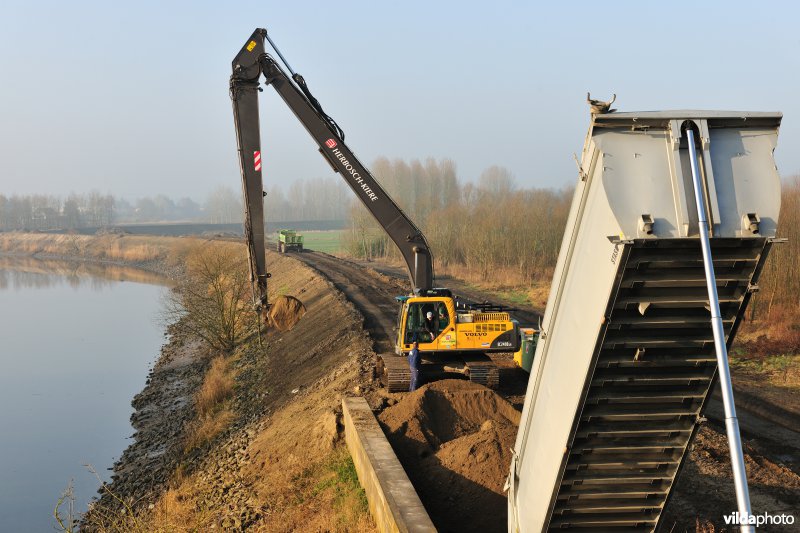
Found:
0,0 -> 798,200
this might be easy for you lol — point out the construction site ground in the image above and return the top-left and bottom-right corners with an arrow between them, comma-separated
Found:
293,251 -> 800,532
48,230 -> 795,531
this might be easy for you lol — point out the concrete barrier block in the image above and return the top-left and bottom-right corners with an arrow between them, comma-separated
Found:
342,396 -> 436,533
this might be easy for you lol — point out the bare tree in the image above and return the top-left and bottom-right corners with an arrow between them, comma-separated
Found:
478,165 -> 516,195
163,244 -> 256,352
753,176 -> 800,319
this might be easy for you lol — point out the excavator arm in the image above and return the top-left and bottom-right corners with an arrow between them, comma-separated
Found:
230,28 -> 434,310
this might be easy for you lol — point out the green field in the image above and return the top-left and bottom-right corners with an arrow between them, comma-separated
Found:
297,229 -> 345,253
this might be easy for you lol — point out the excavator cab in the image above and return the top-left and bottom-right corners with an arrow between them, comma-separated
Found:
398,297 -> 456,349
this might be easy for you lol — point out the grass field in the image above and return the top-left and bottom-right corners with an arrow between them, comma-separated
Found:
298,230 -> 345,254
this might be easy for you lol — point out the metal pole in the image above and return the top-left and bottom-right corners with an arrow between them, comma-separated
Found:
264,31 -> 296,77
686,129 -> 754,532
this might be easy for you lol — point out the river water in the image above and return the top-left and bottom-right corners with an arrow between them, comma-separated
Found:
0,257 -> 169,532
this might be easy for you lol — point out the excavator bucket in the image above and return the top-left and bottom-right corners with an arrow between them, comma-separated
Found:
264,295 -> 306,331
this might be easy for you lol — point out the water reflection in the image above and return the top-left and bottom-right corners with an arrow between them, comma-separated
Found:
0,256 -> 171,290
0,258 -> 168,530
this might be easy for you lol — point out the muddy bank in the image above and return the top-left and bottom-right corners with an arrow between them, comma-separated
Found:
82,248 -> 378,530
95,326 -> 209,508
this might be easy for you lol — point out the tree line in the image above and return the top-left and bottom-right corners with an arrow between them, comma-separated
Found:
751,176 -> 800,321
0,192 -> 115,231
4,166 -> 796,323
342,158 -> 572,283
0,178 -> 350,231
342,158 -> 800,318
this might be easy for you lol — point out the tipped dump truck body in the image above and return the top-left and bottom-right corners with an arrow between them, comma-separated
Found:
508,111 -> 782,531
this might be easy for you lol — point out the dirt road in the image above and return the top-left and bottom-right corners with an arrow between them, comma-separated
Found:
293,251 -> 403,354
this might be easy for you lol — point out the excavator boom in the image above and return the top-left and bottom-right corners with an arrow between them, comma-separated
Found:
230,28 -> 515,391
230,28 -> 434,308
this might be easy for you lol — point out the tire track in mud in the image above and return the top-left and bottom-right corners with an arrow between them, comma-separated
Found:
292,251 -> 404,354
705,393 -> 800,472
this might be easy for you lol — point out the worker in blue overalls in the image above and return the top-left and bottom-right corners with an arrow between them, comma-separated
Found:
408,340 -> 421,392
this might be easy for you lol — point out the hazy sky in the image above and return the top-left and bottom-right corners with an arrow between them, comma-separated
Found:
1,1 -> 798,200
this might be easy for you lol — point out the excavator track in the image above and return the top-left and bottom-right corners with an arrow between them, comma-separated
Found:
464,355 -> 500,389
377,354 -> 411,393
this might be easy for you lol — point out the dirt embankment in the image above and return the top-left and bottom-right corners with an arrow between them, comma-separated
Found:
83,249 -> 378,531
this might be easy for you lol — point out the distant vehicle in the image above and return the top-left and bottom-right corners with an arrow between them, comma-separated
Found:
276,229 -> 303,253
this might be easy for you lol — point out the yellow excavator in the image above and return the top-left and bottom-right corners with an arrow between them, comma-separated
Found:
230,28 -> 519,390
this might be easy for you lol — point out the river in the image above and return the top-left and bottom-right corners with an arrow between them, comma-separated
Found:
0,257 -> 169,532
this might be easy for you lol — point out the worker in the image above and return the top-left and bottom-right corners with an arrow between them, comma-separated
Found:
408,341 -> 421,392
423,311 -> 438,341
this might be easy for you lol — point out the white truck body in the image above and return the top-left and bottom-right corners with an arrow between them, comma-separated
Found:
508,111 -> 782,531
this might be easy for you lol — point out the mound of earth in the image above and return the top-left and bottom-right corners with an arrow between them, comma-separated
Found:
378,379 -> 519,533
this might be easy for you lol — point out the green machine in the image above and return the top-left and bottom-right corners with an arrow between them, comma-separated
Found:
276,229 -> 303,253
513,327 -> 538,372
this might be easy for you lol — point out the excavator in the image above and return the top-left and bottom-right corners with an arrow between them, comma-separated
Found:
230,28 -> 519,391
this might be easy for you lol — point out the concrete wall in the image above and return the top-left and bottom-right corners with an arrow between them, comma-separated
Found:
342,397 -> 436,533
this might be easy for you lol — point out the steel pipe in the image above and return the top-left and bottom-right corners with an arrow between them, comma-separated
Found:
686,129 -> 753,532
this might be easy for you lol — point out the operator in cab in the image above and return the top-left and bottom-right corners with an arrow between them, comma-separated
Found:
423,311 -> 438,342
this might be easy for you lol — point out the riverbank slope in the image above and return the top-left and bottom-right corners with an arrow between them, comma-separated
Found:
2,232 -> 377,530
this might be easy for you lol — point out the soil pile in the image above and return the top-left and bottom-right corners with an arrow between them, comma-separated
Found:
267,294 -> 306,331
379,380 -> 519,533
